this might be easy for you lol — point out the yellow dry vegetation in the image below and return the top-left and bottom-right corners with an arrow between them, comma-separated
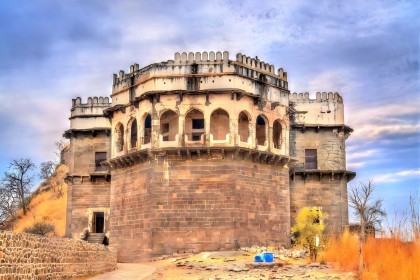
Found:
13,164 -> 68,237
322,229 -> 420,280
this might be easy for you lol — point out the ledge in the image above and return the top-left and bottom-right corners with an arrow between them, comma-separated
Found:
290,169 -> 356,182
65,173 -> 111,183
291,124 -> 354,134
103,146 -> 295,170
63,128 -> 111,138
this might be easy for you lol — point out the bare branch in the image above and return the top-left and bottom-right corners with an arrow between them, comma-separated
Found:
1,158 -> 35,215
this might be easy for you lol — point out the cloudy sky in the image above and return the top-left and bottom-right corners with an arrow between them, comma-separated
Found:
0,0 -> 418,221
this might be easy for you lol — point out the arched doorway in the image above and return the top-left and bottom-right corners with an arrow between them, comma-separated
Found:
185,109 -> 204,141
160,110 -> 178,141
210,109 -> 230,140
256,115 -> 268,146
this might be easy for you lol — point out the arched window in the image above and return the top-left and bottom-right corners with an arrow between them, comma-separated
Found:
210,109 -> 229,140
160,110 -> 178,141
256,115 -> 267,146
185,109 -> 204,141
238,111 -> 250,142
130,119 -> 137,149
273,120 -> 282,149
144,114 -> 152,144
115,122 -> 124,152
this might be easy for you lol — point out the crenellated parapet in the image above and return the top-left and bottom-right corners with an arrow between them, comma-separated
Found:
172,51 -> 230,65
290,92 -> 346,126
65,96 -> 112,137
110,51 -> 289,104
290,92 -> 343,103
71,96 -> 111,113
234,53 -> 287,81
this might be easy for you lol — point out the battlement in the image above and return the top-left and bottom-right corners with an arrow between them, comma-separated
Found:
235,53 -> 287,81
111,51 -> 288,87
71,96 -> 112,109
171,51 -> 230,64
70,96 -> 111,117
290,92 -> 343,103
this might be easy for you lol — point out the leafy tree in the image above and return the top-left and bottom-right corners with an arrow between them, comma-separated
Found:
1,158 -> 35,215
348,180 -> 386,271
291,207 -> 326,260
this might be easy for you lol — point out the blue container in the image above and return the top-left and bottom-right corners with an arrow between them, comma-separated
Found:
263,252 -> 274,263
254,254 -> 264,262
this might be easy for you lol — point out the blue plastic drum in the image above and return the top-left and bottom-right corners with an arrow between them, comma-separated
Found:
263,252 -> 274,263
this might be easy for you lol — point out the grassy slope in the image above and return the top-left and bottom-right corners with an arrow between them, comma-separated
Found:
13,164 -> 68,237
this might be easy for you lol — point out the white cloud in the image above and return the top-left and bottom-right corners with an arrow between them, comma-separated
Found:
347,162 -> 366,169
373,169 -> 420,183
347,149 -> 379,161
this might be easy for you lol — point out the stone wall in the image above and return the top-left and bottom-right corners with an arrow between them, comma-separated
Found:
65,131 -> 111,239
109,152 -> 290,262
289,174 -> 349,235
65,132 -> 111,176
0,231 -> 117,279
66,178 -> 111,239
289,127 -> 350,235
290,129 -> 346,171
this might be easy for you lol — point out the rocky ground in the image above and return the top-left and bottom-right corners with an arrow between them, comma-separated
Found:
144,248 -> 356,280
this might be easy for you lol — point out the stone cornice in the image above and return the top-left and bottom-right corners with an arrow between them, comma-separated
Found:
291,124 -> 354,134
290,169 -> 356,182
63,128 -> 111,139
103,147 -> 295,170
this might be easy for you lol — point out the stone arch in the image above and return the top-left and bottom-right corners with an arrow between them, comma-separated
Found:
115,122 -> 124,152
210,108 -> 230,140
160,109 -> 178,141
256,114 -> 268,146
142,113 -> 152,145
127,117 -> 137,150
184,108 -> 204,141
238,111 -> 251,142
273,119 -> 282,149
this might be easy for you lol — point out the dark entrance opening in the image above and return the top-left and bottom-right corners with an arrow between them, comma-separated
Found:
93,212 -> 104,233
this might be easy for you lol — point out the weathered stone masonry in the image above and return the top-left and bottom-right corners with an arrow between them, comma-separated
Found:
64,51 -> 355,262
0,231 -> 116,279
110,156 -> 290,261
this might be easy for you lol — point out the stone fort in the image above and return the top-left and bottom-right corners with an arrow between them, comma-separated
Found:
63,51 -> 355,262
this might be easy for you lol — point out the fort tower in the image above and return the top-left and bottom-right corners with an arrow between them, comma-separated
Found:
64,51 -> 354,262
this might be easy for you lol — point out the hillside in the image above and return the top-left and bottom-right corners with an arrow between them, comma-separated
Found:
13,164 -> 68,237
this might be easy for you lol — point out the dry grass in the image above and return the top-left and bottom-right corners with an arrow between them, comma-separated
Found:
322,230 -> 420,280
13,164 -> 68,237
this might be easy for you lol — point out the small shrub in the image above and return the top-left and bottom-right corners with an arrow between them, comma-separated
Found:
291,207 -> 326,260
23,222 -> 55,236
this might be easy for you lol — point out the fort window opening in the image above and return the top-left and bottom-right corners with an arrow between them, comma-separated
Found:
92,212 -> 104,233
273,120 -> 282,149
160,110 -> 178,141
210,109 -> 230,140
305,149 -> 318,169
185,109 -> 204,141
95,152 -> 107,171
130,119 -> 137,149
256,115 -> 267,146
238,111 -> 250,142
115,123 -> 124,152
144,114 -> 152,144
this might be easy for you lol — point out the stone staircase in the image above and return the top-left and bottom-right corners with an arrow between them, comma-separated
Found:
87,233 -> 105,244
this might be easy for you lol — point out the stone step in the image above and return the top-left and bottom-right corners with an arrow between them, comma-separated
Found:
87,233 -> 105,244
